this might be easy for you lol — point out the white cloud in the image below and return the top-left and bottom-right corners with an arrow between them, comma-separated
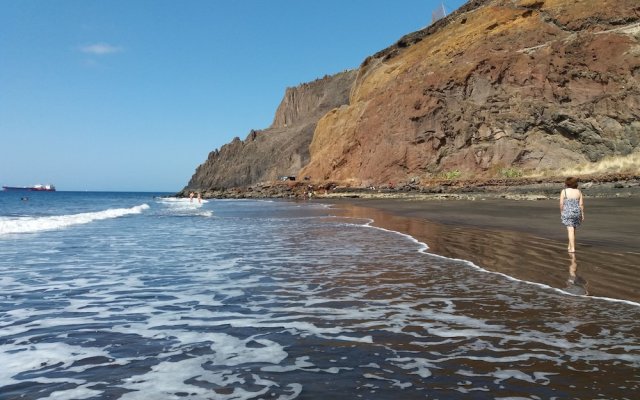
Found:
79,43 -> 123,56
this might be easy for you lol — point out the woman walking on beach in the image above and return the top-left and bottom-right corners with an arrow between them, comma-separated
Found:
560,177 -> 585,253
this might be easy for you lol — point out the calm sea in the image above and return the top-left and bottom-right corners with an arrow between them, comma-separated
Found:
1,191 -> 638,399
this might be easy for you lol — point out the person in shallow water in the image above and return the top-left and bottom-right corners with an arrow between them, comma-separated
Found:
559,176 -> 585,253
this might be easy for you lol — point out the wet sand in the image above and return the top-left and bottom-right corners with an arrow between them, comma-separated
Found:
322,197 -> 640,304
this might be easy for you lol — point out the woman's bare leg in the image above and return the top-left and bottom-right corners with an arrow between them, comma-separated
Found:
567,227 -> 576,252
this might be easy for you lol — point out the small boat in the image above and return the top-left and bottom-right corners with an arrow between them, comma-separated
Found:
3,184 -> 56,192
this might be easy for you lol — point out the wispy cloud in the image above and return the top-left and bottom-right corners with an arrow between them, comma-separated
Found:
79,43 -> 124,56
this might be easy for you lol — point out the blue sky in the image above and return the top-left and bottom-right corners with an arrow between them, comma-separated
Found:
1,0 -> 466,192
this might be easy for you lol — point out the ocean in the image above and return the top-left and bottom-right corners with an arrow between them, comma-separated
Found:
0,191 -> 638,399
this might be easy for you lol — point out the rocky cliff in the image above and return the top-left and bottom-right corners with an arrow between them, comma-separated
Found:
184,0 -> 639,192
299,0 -> 640,185
182,70 -> 357,191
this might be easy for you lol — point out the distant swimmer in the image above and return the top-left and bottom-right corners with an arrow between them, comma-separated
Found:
189,192 -> 195,203
197,192 -> 202,204
21,197 -> 29,201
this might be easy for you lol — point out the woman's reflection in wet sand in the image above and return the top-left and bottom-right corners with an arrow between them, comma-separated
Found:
564,252 -> 589,296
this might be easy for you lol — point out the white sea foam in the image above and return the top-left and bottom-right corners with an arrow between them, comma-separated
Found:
156,196 -> 208,205
0,341 -> 114,385
39,386 -> 103,400
0,204 -> 149,235
155,197 -> 213,217
2,198 -> 639,399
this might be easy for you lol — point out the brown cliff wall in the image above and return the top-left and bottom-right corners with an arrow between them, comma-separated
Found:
299,0 -> 640,185
183,0 -> 639,193
182,70 -> 357,191
271,73 -> 355,129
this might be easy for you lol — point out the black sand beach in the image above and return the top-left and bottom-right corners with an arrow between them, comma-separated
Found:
324,197 -> 640,304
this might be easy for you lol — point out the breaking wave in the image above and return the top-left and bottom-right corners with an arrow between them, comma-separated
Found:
156,197 -> 208,205
0,204 -> 150,235
154,197 -> 213,217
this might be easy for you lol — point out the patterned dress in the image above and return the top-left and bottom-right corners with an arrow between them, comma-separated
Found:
561,190 -> 582,227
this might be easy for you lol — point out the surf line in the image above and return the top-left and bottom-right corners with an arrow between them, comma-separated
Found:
0,204 -> 150,236
348,217 -> 640,308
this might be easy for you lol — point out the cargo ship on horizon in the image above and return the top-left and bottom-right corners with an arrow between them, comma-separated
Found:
2,184 -> 56,192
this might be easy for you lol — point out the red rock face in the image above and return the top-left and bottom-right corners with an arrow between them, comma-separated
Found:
185,0 -> 639,191
299,0 -> 640,185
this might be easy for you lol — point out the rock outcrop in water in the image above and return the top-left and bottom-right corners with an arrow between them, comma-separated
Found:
183,0 -> 640,193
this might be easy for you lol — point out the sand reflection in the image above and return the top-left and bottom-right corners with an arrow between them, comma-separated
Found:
327,201 -> 640,303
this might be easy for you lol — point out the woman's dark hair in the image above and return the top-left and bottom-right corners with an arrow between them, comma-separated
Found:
565,177 -> 579,189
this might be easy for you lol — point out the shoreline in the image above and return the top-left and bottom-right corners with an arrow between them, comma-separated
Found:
320,196 -> 640,305
185,175 -> 640,201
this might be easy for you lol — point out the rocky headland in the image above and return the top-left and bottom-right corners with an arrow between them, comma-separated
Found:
180,0 -> 640,199
181,70 -> 357,190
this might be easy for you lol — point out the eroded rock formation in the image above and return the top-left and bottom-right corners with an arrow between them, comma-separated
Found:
299,0 -> 640,185
184,0 -> 640,192
182,70 -> 357,192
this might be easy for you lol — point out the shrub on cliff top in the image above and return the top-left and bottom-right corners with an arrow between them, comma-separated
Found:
500,168 -> 523,178
441,170 -> 461,180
